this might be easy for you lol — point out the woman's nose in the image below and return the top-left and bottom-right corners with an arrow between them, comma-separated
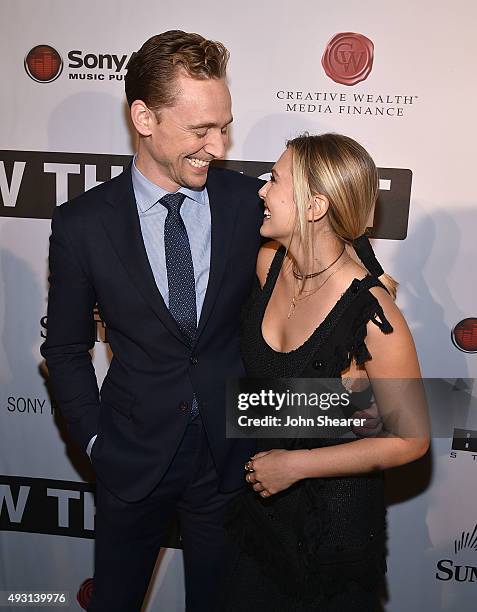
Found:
258,182 -> 269,199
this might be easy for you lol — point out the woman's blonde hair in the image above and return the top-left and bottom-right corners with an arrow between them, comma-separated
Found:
287,133 -> 398,299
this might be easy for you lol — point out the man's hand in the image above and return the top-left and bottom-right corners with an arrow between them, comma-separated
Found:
351,399 -> 383,437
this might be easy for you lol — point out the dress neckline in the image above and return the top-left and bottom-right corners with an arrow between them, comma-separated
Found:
259,246 -> 369,355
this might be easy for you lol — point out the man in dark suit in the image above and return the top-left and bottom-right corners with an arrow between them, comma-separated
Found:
41,30 -> 263,611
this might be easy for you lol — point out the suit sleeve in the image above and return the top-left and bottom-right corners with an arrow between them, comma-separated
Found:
40,205 -> 100,452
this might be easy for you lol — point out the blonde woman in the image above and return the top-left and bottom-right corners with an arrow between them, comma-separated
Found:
224,134 -> 429,611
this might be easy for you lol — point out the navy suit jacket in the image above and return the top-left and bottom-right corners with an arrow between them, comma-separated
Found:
41,164 -> 264,502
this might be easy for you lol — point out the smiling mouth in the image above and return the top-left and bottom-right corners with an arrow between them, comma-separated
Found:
186,157 -> 210,168
264,207 -> 271,219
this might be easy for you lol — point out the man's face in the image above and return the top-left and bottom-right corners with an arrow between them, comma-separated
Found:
137,71 -> 232,191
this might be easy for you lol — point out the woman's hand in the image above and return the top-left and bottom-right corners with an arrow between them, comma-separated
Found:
245,449 -> 306,497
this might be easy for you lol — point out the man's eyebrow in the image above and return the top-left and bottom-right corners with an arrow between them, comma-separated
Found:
186,116 -> 234,130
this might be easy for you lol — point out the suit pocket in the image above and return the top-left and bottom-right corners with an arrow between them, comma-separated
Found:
100,379 -> 136,419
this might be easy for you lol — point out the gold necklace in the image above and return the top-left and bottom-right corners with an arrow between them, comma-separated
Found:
292,245 -> 345,280
287,257 -> 350,319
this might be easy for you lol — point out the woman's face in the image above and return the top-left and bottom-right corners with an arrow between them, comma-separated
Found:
258,147 -> 296,242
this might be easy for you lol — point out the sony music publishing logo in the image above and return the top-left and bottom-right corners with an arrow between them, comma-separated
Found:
24,45 -> 63,83
436,524 -> 477,583
452,318 -> 477,353
77,578 -> 94,610
322,32 -> 374,86
24,44 -> 131,83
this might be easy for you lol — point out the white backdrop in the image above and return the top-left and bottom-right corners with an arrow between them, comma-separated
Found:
1,1 -> 476,610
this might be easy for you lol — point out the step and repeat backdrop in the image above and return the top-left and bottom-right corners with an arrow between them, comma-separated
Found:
1,1 -> 476,610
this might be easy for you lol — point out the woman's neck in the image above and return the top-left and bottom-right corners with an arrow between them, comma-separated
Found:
284,231 -> 345,278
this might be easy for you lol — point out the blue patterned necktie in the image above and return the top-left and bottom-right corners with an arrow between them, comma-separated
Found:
160,192 -> 199,419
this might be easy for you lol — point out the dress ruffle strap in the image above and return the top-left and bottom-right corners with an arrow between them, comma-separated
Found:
369,302 -> 393,334
351,298 -> 393,367
320,293 -> 394,376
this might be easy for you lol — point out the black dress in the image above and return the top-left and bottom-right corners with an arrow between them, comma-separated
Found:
223,246 -> 394,611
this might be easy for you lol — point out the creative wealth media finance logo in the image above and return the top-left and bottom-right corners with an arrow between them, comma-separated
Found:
452,318 -> 477,353
24,45 -> 63,83
77,578 -> 94,610
436,524 -> 477,583
276,33 -> 417,118
322,32 -> 374,86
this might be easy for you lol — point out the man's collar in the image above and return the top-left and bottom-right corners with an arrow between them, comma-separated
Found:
131,156 -> 207,213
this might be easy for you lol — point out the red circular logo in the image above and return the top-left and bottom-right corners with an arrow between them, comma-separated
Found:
322,32 -> 374,86
24,45 -> 63,83
452,318 -> 477,353
77,578 -> 94,610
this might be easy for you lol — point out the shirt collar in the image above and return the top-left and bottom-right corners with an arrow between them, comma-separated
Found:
131,156 -> 207,213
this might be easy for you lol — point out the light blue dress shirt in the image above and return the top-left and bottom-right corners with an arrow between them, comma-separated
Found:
131,157 -> 211,316
87,159 -> 212,456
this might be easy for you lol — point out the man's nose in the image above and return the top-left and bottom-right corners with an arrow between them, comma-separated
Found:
204,130 -> 227,160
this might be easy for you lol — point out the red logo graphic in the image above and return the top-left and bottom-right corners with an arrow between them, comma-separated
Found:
452,318 -> 477,353
77,578 -> 94,610
24,45 -> 63,83
322,32 -> 374,86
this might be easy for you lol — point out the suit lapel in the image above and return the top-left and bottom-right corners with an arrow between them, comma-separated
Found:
196,167 -> 239,341
99,165 -> 187,345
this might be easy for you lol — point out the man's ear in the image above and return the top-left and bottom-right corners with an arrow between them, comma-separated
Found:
130,100 -> 156,137
308,194 -> 329,222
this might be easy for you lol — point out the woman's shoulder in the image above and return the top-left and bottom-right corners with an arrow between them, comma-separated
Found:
256,240 -> 283,288
340,261 -> 397,325
341,271 -> 398,337
367,283 -> 404,333
363,283 -> 421,377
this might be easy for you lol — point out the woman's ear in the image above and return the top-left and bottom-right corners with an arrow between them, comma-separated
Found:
308,194 -> 329,222
130,100 -> 155,137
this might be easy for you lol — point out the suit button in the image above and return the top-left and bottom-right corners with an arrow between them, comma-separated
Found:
190,356 -> 198,365
179,402 -> 189,412
312,360 -> 323,369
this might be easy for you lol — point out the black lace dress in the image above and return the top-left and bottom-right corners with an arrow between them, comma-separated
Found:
223,247 -> 394,611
